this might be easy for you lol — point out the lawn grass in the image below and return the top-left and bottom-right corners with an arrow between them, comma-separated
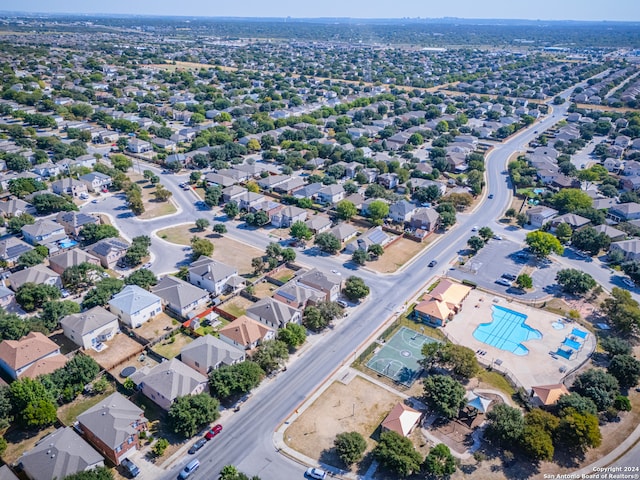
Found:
138,199 -> 177,220
221,302 -> 248,318
477,369 -> 516,396
157,224 -> 195,245
151,333 -> 194,359
195,325 -> 216,336
57,382 -> 116,426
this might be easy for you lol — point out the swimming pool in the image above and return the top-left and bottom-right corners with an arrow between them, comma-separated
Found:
59,240 -> 78,249
571,328 -> 588,339
473,305 -> 542,356
562,338 -> 582,350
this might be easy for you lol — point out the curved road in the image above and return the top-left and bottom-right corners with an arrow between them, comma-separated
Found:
84,81 -> 635,479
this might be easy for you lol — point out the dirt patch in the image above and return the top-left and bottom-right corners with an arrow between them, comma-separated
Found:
156,225 -> 263,275
251,280 -> 277,299
2,425 -> 58,465
270,267 -> 297,283
134,312 -> 178,343
127,173 -> 178,220
87,333 -> 145,371
284,375 -> 401,473
368,237 -> 430,274
108,355 -> 160,386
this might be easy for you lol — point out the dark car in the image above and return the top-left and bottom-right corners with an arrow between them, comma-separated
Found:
120,458 -> 140,478
502,273 -> 517,281
428,260 -> 438,267
205,424 -> 223,440
488,194 -> 494,199
188,438 -> 206,454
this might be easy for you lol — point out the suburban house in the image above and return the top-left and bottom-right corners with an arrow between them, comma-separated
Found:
6,264 -> 62,291
381,403 -> 423,437
316,184 -> 345,205
409,208 -> 441,232
88,238 -> 129,269
79,172 -> 112,192
305,215 -> 332,234
56,211 -> 100,237
550,213 -> 591,231
129,358 -> 208,411
237,192 -> 265,210
610,239 -> 640,262
19,427 -> 104,480
108,285 -> 163,328
414,279 -> 472,327
187,256 -> 238,296
593,224 -> 626,243
0,331 -> 68,380
127,138 -> 152,154
180,334 -> 246,376
273,281 -> 325,309
608,203 -> 640,223
0,285 -> 14,308
526,206 -> 558,228
77,392 -> 147,465
344,226 -> 391,254
151,276 -> 209,318
0,236 -> 33,263
329,223 -> 359,244
270,205 -> 307,228
48,248 -> 101,275
218,315 -> 275,351
297,268 -> 343,302
389,200 -> 418,224
51,178 -> 89,198
0,198 -> 35,218
21,219 -> 67,246
245,297 -> 302,329
60,306 -> 119,350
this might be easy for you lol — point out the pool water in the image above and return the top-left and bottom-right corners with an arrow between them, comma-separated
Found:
473,305 -> 542,356
59,240 -> 78,249
551,321 -> 565,330
562,338 -> 582,350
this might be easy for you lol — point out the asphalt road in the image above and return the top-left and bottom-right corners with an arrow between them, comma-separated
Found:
82,76 -> 640,479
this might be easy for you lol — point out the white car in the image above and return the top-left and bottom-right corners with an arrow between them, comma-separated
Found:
493,234 -> 503,240
496,278 -> 512,287
306,468 -> 327,480
331,269 -> 341,275
471,226 -> 478,232
623,278 -> 635,288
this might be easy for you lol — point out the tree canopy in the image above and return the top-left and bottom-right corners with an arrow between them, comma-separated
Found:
374,430 -> 423,477
168,393 -> 220,438
422,374 -> 466,419
525,230 -> 564,258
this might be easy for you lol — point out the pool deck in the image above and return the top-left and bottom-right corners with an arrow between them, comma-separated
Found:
444,289 -> 595,390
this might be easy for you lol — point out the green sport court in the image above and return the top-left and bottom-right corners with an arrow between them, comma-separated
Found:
366,326 -> 438,386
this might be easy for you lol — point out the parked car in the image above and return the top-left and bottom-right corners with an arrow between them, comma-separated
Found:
306,467 -> 327,480
488,194 -> 494,199
205,424 -> 223,440
471,226 -> 478,232
337,300 -> 349,308
428,260 -> 438,267
493,234 -> 503,240
496,278 -> 512,287
623,277 -> 636,288
502,273 -> 517,281
188,438 -> 206,454
178,459 -> 200,480
120,458 -> 140,478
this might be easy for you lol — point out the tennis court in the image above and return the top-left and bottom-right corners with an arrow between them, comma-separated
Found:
366,326 -> 438,386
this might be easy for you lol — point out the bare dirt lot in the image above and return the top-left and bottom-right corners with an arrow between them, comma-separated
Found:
218,295 -> 255,319
284,375 -> 402,474
134,312 -> 178,343
128,174 -> 178,220
87,333 -> 145,371
368,237 -> 431,274
156,224 -> 263,275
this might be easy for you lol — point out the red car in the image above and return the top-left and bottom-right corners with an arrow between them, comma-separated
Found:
204,424 -> 223,440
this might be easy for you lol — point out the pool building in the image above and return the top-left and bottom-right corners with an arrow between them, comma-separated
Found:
414,279 -> 472,327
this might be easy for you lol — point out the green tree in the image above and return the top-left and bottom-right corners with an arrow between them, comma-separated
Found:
191,237 -> 214,260
281,247 -> 296,262
352,249 -> 369,265
484,404 -> 525,447
343,276 -> 369,301
525,230 -> 564,258
556,269 -> 596,295
80,223 -> 119,245
516,274 -> 533,290
368,200 -> 390,225
555,222 -> 573,244
478,227 -> 494,242
277,323 -> 307,350
314,232 -> 341,254
336,200 -> 357,220
17,249 -> 45,267
153,184 -> 172,202
204,186 -> 222,208
8,213 -> 34,234
334,431 -> 367,466
123,235 -> 151,266
8,178 -> 46,198
151,438 -> 169,457
374,430 -> 422,477
81,278 -> 125,309
23,398 -> 58,428
290,221 -> 313,241
573,368 -> 620,411
556,393 -> 598,416
423,443 -> 456,477
213,223 -> 227,234
223,201 -> 239,219
420,343 -> 479,379
39,300 -> 81,331
467,235 -> 485,253
209,361 -> 264,401
368,243 -> 384,258
551,189 -> 593,213
32,193 -> 77,214
423,375 -> 466,419
252,340 -> 289,374
195,218 -> 210,231
16,283 -> 61,311
557,410 -> 601,452
571,226 -> 611,256
168,393 -> 220,438
111,154 -> 133,172
9,377 -> 57,427
601,337 -> 632,358
601,288 -> 640,334
302,306 -> 327,332
125,269 -> 158,290
608,354 -> 640,390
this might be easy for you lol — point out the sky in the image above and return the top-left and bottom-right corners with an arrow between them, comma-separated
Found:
2,0 -> 640,22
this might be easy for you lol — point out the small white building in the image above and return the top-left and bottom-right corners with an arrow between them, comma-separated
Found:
108,285 -> 162,328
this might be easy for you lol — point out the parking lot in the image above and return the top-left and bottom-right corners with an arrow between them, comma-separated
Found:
448,238 -> 561,299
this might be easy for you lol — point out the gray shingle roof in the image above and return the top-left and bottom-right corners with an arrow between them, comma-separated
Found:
77,392 -> 146,449
188,256 -> 237,284
109,285 -> 161,315
130,358 -> 207,402
180,334 -> 245,373
20,427 -> 103,480
246,297 -> 301,328
60,306 -> 117,336
151,276 -> 208,311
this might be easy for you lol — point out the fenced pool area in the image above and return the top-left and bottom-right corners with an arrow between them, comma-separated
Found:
473,305 -> 542,356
